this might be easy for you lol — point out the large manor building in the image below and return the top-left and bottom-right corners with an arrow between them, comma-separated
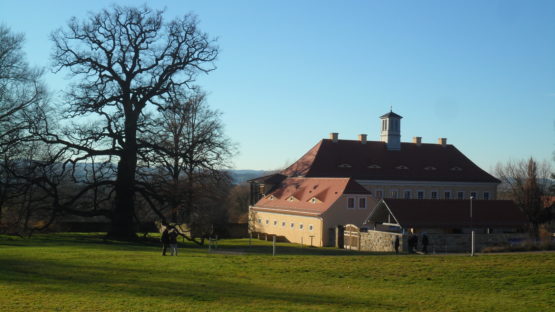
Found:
249,111 -> 521,248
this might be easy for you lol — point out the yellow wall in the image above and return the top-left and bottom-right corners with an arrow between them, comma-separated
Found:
250,210 -> 324,246
250,194 -> 376,247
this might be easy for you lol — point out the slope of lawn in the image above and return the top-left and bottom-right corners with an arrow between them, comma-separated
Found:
0,233 -> 554,312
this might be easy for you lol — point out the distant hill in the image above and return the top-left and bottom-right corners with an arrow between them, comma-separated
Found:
227,170 -> 270,184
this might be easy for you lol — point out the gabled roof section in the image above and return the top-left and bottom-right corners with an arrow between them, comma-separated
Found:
281,139 -> 500,183
366,199 -> 527,228
282,140 -> 323,177
252,177 -> 369,216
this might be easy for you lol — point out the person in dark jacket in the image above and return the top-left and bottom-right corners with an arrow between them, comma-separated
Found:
161,228 -> 170,256
394,236 -> 400,254
169,229 -> 179,256
421,233 -> 429,254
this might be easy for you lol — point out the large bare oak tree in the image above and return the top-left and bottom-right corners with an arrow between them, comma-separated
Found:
39,6 -> 218,239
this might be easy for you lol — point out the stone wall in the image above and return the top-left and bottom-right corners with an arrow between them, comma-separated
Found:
359,230 -> 406,252
359,230 -> 530,253
424,232 -> 530,253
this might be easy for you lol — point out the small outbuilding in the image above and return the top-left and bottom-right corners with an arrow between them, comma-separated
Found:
360,199 -> 529,252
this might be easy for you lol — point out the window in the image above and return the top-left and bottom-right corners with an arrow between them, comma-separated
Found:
444,191 -> 451,200
470,192 -> 477,199
257,218 -> 262,224
299,224 -> 304,230
417,191 -> 424,200
290,223 -> 295,228
391,190 -> 398,199
404,190 -> 411,199
282,221 -> 286,227
310,197 -> 317,204
347,197 -> 355,209
359,197 -> 366,209
309,225 -> 313,231
431,191 -> 438,200
265,219 -> 269,225
273,220 -> 277,226
483,192 -> 490,200
457,191 -> 464,200
375,190 -> 383,199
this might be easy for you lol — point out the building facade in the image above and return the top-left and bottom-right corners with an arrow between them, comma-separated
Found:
250,110 -> 502,247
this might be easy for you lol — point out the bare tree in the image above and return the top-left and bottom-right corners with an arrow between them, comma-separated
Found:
35,6 -> 218,239
138,87 -> 235,242
0,25 -> 47,228
495,158 -> 553,238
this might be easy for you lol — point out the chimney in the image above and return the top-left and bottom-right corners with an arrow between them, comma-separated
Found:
358,134 -> 367,144
412,136 -> 422,146
438,138 -> 447,147
330,132 -> 339,143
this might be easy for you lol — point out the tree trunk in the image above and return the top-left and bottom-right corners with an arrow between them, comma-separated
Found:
107,112 -> 138,240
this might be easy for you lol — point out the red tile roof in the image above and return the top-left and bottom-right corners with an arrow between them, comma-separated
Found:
371,199 -> 527,228
253,177 -> 370,216
282,139 -> 500,183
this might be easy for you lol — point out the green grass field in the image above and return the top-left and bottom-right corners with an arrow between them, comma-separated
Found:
1,233 -> 554,312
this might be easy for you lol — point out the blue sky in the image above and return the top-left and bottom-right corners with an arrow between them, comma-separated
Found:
1,0 -> 554,172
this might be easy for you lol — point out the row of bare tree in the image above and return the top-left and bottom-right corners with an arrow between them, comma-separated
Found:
0,6 -> 245,241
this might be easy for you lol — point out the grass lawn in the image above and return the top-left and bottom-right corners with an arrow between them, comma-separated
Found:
0,233 -> 554,312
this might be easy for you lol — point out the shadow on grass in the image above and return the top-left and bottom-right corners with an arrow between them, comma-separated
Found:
0,255 -> 401,310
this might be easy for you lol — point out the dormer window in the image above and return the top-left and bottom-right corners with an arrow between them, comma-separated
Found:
287,196 -> 298,202
338,163 -> 352,168
309,197 -> 319,204
396,165 -> 409,170
368,164 -> 381,169
450,166 -> 463,171
424,166 -> 437,171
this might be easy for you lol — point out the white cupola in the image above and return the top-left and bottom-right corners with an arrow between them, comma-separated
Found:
379,110 -> 402,150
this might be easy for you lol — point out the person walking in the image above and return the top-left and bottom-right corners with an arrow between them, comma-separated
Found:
169,229 -> 179,256
161,228 -> 170,256
394,236 -> 400,254
421,233 -> 429,254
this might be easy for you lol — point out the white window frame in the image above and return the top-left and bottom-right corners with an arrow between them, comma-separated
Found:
358,197 -> 367,209
390,189 -> 398,199
299,224 -> 304,230
347,197 -> 355,209
417,190 -> 425,200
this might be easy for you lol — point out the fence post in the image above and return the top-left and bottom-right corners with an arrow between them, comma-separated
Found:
272,235 -> 276,256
